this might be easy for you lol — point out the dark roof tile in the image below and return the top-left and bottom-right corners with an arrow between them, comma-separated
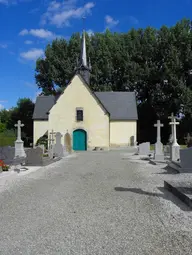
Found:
95,92 -> 138,120
33,90 -> 138,120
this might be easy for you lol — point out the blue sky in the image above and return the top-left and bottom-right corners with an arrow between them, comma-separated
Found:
0,0 -> 191,110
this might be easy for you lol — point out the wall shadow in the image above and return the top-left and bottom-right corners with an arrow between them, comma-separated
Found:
114,186 -> 192,211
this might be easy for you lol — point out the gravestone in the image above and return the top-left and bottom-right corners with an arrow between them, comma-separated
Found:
138,142 -> 150,155
180,147 -> 192,172
0,146 -> 15,165
184,133 -> 192,147
130,136 -> 136,147
154,120 -> 164,161
25,147 -> 43,166
168,113 -> 175,144
164,144 -> 170,155
53,132 -> 64,157
169,117 -> 180,161
37,144 -> 45,154
14,120 -> 26,158
64,132 -> 72,153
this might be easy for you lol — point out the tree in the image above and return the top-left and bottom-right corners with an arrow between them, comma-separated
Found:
35,18 -> 192,143
7,98 -> 34,146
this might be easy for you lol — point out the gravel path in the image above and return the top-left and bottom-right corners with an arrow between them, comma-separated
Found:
0,150 -> 192,255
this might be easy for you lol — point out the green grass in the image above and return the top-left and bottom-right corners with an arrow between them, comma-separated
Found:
150,144 -> 187,150
0,133 -> 16,147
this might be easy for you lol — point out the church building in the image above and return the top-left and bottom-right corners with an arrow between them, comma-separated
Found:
33,30 -> 138,151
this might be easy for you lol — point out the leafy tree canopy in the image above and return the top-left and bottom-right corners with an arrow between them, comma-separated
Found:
35,18 -> 192,143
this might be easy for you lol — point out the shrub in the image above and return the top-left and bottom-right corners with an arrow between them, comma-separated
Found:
36,135 -> 48,149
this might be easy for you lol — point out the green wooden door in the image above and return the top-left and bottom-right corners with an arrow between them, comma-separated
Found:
73,129 -> 87,151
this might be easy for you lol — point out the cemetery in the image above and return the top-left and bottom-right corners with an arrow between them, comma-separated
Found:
1,3 -> 192,251
0,27 -> 192,211
0,120 -> 71,174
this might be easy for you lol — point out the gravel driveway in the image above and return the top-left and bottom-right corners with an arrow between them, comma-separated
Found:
0,150 -> 192,255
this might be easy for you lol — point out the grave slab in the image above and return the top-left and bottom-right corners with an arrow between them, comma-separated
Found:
164,180 -> 192,209
180,147 -> 192,173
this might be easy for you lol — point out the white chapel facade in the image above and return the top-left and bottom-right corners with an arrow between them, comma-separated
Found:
33,31 -> 138,151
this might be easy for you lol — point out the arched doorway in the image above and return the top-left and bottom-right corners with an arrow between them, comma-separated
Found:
73,129 -> 87,151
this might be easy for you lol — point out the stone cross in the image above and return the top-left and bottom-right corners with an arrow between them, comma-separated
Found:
168,113 -> 177,143
169,118 -> 179,146
154,120 -> 164,143
49,130 -> 56,145
14,120 -> 24,141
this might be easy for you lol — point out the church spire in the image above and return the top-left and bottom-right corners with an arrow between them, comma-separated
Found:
81,29 -> 87,67
75,16 -> 91,84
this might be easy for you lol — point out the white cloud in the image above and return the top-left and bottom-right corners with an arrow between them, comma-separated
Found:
0,43 -> 8,49
0,0 -> 31,5
41,0 -> 95,27
0,104 -> 4,110
128,16 -> 139,25
23,81 -> 36,88
24,40 -> 33,45
29,7 -> 39,14
20,48 -> 44,61
87,29 -> 94,36
19,29 -> 58,39
0,0 -> 8,4
105,15 -> 119,29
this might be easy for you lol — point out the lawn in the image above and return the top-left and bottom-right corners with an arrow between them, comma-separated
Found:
150,144 -> 187,151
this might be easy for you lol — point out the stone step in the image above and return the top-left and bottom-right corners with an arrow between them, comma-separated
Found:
164,180 -> 192,209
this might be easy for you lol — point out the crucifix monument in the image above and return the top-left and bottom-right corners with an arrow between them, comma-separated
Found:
169,117 -> 180,161
48,129 -> 56,158
168,113 -> 176,143
14,120 -> 26,158
154,120 -> 164,161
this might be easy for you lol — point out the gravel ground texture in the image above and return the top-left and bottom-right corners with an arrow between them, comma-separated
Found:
0,150 -> 192,255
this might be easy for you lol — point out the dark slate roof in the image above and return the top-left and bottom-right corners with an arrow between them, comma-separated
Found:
33,92 -> 138,120
95,92 -> 138,120
33,95 -> 56,120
